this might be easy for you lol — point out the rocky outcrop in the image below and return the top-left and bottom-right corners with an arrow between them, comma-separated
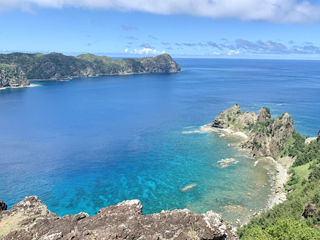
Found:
211,104 -> 243,129
0,52 -> 181,82
257,107 -> 271,122
0,196 -> 238,240
0,201 -> 7,211
317,130 -> 320,142
243,112 -> 294,159
0,64 -> 30,88
211,105 -> 294,159
302,203 -> 318,219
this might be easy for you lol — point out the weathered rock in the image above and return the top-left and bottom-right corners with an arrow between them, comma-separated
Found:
317,130 -> 320,142
257,107 -> 271,122
211,105 -> 294,160
211,104 -> 243,129
0,200 -> 7,211
0,196 -> 238,240
302,203 -> 318,219
243,112 -> 294,159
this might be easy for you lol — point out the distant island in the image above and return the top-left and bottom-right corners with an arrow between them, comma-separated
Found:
0,53 -> 181,89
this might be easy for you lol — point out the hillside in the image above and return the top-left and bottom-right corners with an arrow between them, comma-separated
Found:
0,52 -> 181,86
0,64 -> 30,88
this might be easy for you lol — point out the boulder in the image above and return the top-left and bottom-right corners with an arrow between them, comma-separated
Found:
302,203 -> 318,219
0,200 -> 7,211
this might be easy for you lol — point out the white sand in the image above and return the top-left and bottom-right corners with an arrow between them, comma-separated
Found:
0,84 -> 39,90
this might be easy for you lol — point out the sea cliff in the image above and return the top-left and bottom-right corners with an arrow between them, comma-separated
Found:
0,53 -> 181,86
210,104 -> 293,160
0,196 -> 238,240
0,64 -> 30,89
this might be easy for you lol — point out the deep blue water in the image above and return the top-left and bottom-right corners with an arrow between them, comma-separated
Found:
0,58 -> 319,222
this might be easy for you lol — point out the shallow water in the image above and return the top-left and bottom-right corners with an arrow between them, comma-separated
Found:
0,58 -> 319,223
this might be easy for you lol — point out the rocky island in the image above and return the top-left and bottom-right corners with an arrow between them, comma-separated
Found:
0,52 -> 181,88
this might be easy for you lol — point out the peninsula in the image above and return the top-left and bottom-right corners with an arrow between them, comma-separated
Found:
0,52 -> 181,89
207,104 -> 320,239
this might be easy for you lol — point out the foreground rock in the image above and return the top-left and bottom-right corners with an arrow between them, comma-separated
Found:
211,105 -> 293,159
0,196 -> 238,240
317,130 -> 320,142
0,64 -> 30,88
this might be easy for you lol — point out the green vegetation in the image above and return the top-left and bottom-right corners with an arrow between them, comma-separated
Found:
238,132 -> 320,239
242,218 -> 320,240
263,106 -> 271,118
0,52 -> 176,80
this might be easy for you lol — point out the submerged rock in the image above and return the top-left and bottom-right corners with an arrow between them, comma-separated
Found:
181,183 -> 198,192
0,196 -> 238,240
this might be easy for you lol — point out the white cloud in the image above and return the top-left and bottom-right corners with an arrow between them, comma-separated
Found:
125,48 -> 129,53
1,0 -> 320,24
228,50 -> 240,55
127,48 -> 165,55
212,52 -> 221,55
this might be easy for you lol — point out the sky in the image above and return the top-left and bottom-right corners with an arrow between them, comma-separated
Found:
1,0 -> 320,59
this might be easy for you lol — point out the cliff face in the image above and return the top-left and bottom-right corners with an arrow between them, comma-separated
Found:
211,105 -> 294,159
0,64 -> 30,88
0,52 -> 181,82
0,196 -> 238,240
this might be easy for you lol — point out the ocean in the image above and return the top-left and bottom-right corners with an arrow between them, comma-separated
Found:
0,58 -> 319,223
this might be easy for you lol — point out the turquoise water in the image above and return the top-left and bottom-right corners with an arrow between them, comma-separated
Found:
0,59 -> 319,223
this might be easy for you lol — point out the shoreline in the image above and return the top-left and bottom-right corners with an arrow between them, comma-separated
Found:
200,124 -> 249,140
206,125 -> 289,226
0,83 -> 39,90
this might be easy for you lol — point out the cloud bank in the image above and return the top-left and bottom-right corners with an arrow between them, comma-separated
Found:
1,0 -> 320,24
125,48 -> 165,55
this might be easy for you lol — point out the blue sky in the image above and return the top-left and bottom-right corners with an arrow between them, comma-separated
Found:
1,0 -> 320,59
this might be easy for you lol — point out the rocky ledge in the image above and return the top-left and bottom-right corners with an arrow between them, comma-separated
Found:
0,196 -> 238,240
211,104 -> 293,159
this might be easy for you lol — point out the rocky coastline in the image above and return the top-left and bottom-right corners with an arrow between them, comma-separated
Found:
0,196 -> 238,240
206,104 -> 296,225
